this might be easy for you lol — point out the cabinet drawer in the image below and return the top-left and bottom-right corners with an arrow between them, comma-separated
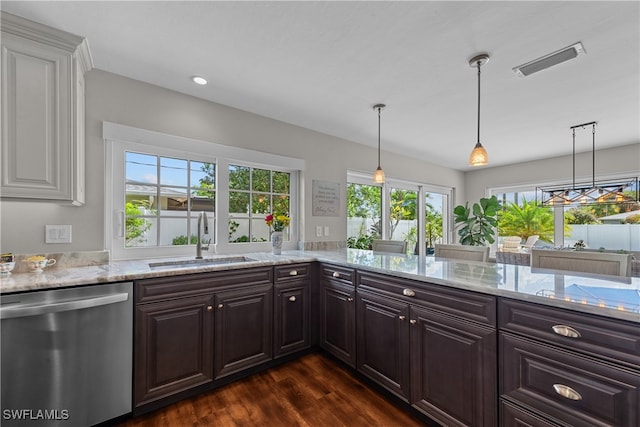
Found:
500,400 -> 558,427
358,270 -> 496,326
499,298 -> 640,369
274,263 -> 311,282
136,267 -> 273,303
501,332 -> 640,427
319,263 -> 354,286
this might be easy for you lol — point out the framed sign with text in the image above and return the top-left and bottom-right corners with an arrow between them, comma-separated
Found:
312,180 -> 340,216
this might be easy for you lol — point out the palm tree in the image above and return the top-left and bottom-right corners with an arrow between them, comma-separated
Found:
498,199 -> 562,243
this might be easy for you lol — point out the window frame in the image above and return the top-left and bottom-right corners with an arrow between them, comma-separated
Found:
104,122 -> 302,260
347,171 -> 453,255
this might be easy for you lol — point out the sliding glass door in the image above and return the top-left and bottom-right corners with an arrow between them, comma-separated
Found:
347,173 -> 451,255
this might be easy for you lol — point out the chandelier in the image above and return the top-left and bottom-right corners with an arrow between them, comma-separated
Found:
536,121 -> 639,206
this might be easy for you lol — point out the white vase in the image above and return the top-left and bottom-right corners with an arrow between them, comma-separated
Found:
271,231 -> 283,255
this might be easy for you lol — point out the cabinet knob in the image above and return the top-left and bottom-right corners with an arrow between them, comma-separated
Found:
347,297 -> 354,302
289,270 -> 298,276
217,303 -> 224,309
398,315 -> 406,321
207,305 -> 213,311
402,288 -> 416,297
289,296 -> 296,302
409,319 -> 417,325
332,271 -> 340,278
552,324 -> 581,338
553,384 -> 582,401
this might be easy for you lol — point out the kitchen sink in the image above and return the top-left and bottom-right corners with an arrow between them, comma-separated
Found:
148,256 -> 255,270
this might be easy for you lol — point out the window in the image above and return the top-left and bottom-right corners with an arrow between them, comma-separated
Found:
105,122 -> 302,260
346,181 -> 382,249
492,180 -> 640,252
228,164 -> 291,243
347,172 -> 451,254
125,152 -> 215,248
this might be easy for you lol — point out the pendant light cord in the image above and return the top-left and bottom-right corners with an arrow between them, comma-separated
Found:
477,61 -> 481,145
377,106 -> 381,167
592,123 -> 596,188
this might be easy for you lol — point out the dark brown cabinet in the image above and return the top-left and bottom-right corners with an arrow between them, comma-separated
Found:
410,305 -> 496,427
134,294 -> 214,406
320,263 -> 356,367
134,267 -> 273,410
131,260 -> 639,425
213,283 -> 273,379
274,264 -> 311,358
357,270 -> 497,427
356,289 -> 410,401
499,298 -> 640,427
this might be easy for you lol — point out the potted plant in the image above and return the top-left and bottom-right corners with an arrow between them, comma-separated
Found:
425,210 -> 443,255
453,195 -> 501,246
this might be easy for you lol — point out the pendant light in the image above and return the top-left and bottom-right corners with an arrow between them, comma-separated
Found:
372,103 -> 386,183
536,121 -> 639,206
469,53 -> 490,166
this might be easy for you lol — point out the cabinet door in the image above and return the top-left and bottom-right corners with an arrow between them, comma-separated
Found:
410,305 -> 497,427
1,14 -> 88,205
274,279 -> 310,358
135,294 -> 214,407
214,284 -> 273,379
320,278 -> 356,367
356,290 -> 410,401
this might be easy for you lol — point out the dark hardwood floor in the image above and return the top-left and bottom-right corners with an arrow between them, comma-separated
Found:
118,352 -> 429,426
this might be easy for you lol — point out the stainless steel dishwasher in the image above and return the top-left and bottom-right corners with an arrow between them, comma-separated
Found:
1,281 -> 133,426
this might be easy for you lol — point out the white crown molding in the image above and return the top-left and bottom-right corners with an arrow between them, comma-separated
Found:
1,11 -> 93,72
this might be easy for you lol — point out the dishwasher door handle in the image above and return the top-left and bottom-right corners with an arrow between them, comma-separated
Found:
0,293 -> 130,319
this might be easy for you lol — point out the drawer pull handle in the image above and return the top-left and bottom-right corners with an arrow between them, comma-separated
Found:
398,315 -> 406,321
207,305 -> 213,311
289,296 -> 296,302
289,270 -> 298,276
552,325 -> 581,338
347,297 -> 354,303
553,384 -> 582,401
409,319 -> 417,325
332,272 -> 340,278
217,304 -> 224,309
403,289 -> 416,297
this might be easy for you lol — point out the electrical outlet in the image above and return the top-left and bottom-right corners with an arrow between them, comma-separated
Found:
316,226 -> 323,237
324,226 -> 330,236
45,225 -> 72,244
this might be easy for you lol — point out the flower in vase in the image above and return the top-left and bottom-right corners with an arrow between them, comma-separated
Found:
265,213 -> 290,232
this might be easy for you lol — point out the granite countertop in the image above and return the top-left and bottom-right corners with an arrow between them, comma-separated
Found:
1,249 -> 638,323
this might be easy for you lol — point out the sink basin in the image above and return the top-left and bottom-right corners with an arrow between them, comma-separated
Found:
148,256 -> 255,270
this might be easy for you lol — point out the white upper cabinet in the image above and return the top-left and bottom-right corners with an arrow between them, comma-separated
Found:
1,12 -> 93,205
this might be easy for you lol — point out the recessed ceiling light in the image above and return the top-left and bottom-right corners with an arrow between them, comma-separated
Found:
191,76 -> 208,85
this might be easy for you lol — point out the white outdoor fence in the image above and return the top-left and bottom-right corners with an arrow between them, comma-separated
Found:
348,217 -> 640,252
567,224 -> 639,251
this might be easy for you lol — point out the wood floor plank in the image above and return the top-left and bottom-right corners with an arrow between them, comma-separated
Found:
118,353 -> 427,426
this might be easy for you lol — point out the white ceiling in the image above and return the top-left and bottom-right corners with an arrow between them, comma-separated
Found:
2,1 -> 639,171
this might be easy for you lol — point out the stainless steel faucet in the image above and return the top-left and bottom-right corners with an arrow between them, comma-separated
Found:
196,211 -> 210,259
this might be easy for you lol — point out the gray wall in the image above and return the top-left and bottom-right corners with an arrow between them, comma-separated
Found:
0,69 -> 464,254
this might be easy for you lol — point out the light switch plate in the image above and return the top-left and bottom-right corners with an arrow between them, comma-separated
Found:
46,225 -> 72,244
315,226 -> 323,237
324,226 -> 330,236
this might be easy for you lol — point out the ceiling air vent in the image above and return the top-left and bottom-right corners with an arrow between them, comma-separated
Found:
513,42 -> 585,77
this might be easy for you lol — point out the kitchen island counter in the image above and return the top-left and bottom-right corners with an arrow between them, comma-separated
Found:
1,249 -> 638,323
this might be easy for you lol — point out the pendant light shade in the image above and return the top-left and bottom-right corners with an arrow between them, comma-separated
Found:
469,54 -> 490,166
373,103 -> 386,183
469,142 -> 488,166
